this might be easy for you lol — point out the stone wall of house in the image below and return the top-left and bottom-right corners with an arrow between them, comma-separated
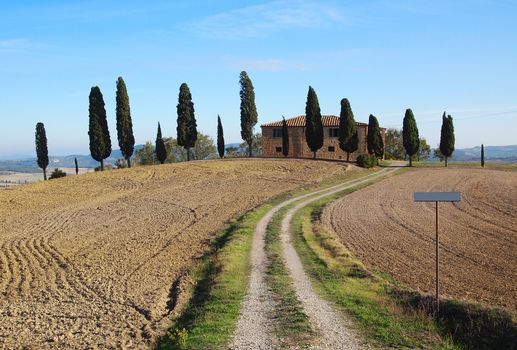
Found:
262,125 -> 380,161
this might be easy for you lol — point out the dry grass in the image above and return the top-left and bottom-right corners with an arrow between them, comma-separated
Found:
0,158 -> 350,349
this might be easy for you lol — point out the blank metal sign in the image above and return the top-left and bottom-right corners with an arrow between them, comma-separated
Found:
413,192 -> 461,202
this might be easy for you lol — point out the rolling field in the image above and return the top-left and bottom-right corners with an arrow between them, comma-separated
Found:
323,168 -> 517,312
0,159 -> 349,348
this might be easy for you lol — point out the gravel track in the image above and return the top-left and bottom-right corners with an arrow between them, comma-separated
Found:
232,167 -> 396,349
0,159 -> 347,349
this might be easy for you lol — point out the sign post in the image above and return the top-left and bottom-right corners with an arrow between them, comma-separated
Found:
413,192 -> 461,313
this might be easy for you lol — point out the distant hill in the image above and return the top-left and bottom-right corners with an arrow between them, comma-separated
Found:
0,145 -> 145,172
429,145 -> 517,162
2,144 -> 515,172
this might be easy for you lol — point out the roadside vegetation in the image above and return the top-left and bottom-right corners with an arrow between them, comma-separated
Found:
291,175 -> 517,349
291,193 -> 460,349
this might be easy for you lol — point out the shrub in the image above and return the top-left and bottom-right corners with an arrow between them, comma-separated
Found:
115,158 -> 128,169
391,288 -> 517,350
49,168 -> 66,180
356,154 -> 377,168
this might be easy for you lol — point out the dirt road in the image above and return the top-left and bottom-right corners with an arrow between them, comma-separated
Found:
232,168 -> 397,349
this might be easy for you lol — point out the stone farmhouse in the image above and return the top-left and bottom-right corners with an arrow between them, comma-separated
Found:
261,115 -> 386,161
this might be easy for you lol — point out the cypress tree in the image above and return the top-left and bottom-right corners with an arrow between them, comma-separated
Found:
338,98 -> 359,162
116,77 -> 135,168
74,157 -> 78,175
176,83 -> 197,161
481,144 -> 485,168
282,116 -> 289,157
35,122 -> 49,180
155,122 -> 167,164
217,115 -> 225,159
305,86 -> 323,159
402,108 -> 420,167
367,114 -> 384,158
239,71 -> 258,157
88,86 -> 111,171
439,112 -> 455,167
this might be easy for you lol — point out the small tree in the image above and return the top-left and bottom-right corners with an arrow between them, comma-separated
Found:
35,122 -> 49,180
402,108 -> 420,166
176,83 -> 197,161
88,86 -> 111,170
338,98 -> 359,161
155,122 -> 167,164
217,115 -> 225,159
239,71 -> 258,157
74,157 -> 79,175
481,144 -> 485,168
116,77 -> 135,168
193,133 -> 217,160
49,168 -> 66,180
281,116 -> 289,157
239,133 -> 262,156
135,142 -> 155,165
439,112 -> 455,167
385,128 -> 405,160
417,138 -> 431,161
305,86 -> 323,159
367,114 -> 384,158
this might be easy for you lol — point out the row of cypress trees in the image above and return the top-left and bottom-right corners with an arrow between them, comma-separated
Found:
402,109 -> 455,167
34,71 -> 258,178
303,86 -> 384,160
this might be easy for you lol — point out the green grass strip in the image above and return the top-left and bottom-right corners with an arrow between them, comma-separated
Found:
289,180 -> 461,349
157,205 -> 270,349
264,207 -> 313,347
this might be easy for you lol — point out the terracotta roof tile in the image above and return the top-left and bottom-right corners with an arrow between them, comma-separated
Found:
261,115 -> 369,127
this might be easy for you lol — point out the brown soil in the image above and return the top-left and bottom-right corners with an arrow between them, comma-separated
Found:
323,168 -> 517,313
0,158 -> 348,349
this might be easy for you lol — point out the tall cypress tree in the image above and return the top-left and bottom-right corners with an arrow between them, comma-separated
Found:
481,144 -> 485,168
439,112 -> 455,167
282,116 -> 289,157
35,122 -> 49,180
217,115 -> 225,159
155,122 -> 167,164
116,77 -> 135,168
402,108 -> 420,167
176,83 -> 197,161
74,157 -> 78,175
88,86 -> 111,171
367,114 -> 384,158
239,71 -> 258,157
305,86 -> 323,159
338,98 -> 359,162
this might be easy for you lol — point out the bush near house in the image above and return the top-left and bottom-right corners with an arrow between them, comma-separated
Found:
356,154 -> 377,168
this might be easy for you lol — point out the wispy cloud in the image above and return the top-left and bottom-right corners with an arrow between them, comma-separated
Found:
0,38 -> 33,51
227,58 -> 308,72
185,0 -> 346,39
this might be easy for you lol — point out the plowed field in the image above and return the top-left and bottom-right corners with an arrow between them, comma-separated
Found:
0,159 -> 349,348
323,168 -> 517,312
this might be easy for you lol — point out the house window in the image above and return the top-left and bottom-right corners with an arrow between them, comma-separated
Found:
275,146 -> 282,153
328,128 -> 339,138
273,128 -> 282,138
328,146 -> 335,152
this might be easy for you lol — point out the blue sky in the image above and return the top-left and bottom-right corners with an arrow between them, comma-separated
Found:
1,0 -> 516,157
